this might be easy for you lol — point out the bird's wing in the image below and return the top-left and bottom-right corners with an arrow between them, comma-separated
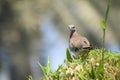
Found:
82,37 -> 90,46
81,37 -> 92,50
70,37 -> 82,48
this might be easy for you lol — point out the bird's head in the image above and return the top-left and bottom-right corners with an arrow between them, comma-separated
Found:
68,25 -> 76,31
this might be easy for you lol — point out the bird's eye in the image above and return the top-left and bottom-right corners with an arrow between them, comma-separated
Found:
72,27 -> 75,29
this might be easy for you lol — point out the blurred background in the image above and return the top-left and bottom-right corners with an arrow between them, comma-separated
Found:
0,0 -> 120,80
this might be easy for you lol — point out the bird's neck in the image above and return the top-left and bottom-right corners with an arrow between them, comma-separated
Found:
70,30 -> 78,38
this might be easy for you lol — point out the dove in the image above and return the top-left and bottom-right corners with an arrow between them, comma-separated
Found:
68,25 -> 92,57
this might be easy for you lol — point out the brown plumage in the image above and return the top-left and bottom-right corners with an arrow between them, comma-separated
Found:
68,25 -> 92,53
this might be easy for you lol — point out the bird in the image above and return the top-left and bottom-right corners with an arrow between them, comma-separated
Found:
68,24 -> 92,58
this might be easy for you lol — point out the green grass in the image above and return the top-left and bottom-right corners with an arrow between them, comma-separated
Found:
39,49 -> 120,80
